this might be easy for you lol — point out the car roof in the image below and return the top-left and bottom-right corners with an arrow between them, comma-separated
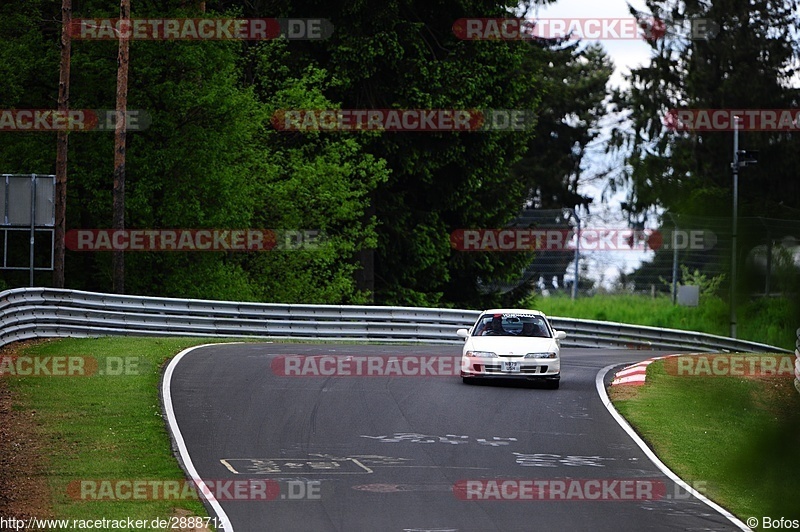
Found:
479,309 -> 546,317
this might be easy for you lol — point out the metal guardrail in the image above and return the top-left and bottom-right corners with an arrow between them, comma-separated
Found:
0,288 -> 791,353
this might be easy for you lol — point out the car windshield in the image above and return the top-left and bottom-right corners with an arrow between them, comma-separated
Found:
472,313 -> 551,337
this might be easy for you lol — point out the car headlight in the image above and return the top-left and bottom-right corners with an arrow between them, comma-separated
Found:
466,351 -> 497,358
524,352 -> 557,359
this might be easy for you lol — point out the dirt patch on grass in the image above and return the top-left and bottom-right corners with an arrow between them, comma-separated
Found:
748,376 -> 800,421
1,338 -> 215,530
0,339 -> 55,522
608,383 -> 644,402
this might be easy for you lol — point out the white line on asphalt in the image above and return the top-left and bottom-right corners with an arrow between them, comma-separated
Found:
596,363 -> 751,532
163,343 -> 241,532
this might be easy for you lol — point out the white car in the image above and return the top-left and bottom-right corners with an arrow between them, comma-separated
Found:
457,309 -> 566,389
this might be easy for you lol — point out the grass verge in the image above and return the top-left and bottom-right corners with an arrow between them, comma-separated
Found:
1,336 -> 244,530
529,294 -> 797,350
610,356 -> 800,527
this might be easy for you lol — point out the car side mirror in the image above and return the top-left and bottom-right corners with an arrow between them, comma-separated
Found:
457,328 -> 470,338
554,330 -> 567,340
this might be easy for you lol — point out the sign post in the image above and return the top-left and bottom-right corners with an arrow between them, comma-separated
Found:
0,174 -> 56,286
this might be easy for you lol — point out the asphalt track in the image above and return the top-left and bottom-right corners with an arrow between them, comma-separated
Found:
165,343 -> 746,532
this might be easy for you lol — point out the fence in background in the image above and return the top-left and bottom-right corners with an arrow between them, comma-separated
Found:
499,210 -> 800,298
0,288 -> 789,353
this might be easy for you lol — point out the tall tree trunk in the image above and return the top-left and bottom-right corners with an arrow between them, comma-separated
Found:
112,0 -> 130,294
54,0 -> 72,288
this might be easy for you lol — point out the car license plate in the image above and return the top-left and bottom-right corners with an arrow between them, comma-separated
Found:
501,362 -> 520,372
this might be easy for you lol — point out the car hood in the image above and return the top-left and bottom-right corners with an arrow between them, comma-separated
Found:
464,336 -> 559,357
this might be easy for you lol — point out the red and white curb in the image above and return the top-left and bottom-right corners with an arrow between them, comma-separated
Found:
610,354 -> 682,386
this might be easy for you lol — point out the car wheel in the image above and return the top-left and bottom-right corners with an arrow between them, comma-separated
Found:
546,380 -> 560,390
462,376 -> 476,385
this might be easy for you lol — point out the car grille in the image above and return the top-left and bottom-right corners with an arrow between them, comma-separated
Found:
478,364 -> 549,374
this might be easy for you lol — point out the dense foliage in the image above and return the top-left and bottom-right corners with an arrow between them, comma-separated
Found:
609,0 -> 800,299
14,0 -> 796,308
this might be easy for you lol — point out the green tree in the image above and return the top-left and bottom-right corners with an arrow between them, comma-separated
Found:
1,0 -> 388,303
610,0 -> 800,321
610,0 -> 800,222
513,41 -> 611,212
243,45 -> 390,303
221,0 -> 606,307
0,0 -> 58,173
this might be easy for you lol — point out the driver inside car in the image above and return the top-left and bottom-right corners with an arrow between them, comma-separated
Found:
520,321 -> 546,337
520,321 -> 536,336
483,314 -> 506,335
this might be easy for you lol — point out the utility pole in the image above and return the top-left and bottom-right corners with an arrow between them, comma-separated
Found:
572,211 -> 580,300
730,117 -> 738,338
112,0 -> 130,294
730,116 -> 758,338
54,0 -> 72,288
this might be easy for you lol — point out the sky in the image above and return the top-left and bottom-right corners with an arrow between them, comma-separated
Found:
527,0 -> 658,290
533,0 -> 654,88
